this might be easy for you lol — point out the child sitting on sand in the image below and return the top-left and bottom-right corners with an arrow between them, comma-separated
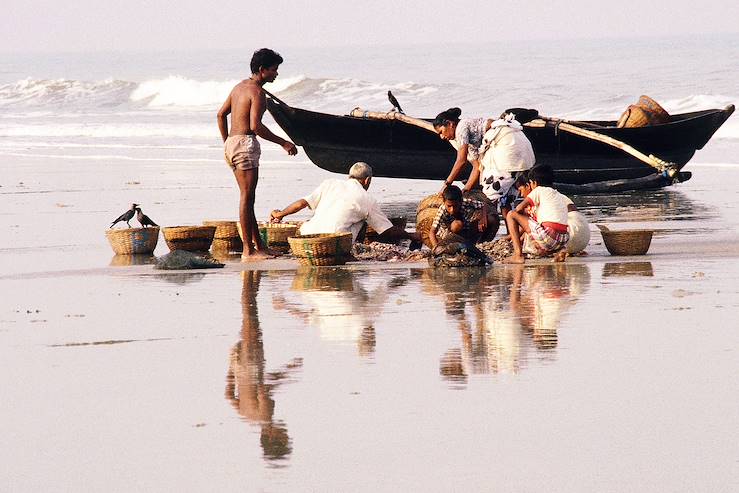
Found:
429,185 -> 493,253
504,165 -> 572,263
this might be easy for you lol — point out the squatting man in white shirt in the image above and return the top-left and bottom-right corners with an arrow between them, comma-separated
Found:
269,162 -> 421,247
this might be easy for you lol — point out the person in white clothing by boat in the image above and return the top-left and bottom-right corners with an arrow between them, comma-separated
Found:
477,112 -> 536,217
270,162 -> 420,245
433,108 -> 535,222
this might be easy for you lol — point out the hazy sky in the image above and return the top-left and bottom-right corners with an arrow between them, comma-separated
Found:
4,1 -> 739,53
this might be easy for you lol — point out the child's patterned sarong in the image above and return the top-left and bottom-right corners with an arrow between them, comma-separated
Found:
523,219 -> 569,255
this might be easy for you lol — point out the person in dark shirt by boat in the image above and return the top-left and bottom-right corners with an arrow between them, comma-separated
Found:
428,185 -> 497,253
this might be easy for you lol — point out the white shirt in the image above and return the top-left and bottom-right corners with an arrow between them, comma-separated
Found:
299,178 -> 393,242
525,186 -> 571,225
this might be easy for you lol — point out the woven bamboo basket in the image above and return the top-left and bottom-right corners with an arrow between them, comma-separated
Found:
105,227 -> 159,255
416,207 -> 441,247
163,225 -> 216,252
258,222 -> 300,245
203,220 -> 242,252
235,222 -> 269,247
637,95 -> 670,122
617,95 -> 670,128
288,232 -> 352,266
296,255 -> 351,266
600,229 -> 653,256
416,193 -> 444,215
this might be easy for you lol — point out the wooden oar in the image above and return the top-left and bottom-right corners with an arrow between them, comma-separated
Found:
349,108 -> 436,132
525,117 -> 679,176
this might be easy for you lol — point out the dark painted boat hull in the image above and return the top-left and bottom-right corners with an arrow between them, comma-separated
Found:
267,97 -> 734,189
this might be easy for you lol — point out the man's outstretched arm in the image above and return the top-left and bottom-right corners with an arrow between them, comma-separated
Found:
271,199 -> 309,222
251,93 -> 298,155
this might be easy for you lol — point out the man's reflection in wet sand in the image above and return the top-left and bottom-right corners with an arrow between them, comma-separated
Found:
425,264 -> 590,383
225,271 -> 302,465
273,267 -> 409,358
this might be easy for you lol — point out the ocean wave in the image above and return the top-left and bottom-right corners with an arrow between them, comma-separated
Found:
0,78 -> 136,108
0,75 -> 436,111
129,74 -> 307,107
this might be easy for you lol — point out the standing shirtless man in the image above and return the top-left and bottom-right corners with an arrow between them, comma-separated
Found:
217,48 -> 298,260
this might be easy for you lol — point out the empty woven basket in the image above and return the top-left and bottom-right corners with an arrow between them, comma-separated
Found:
203,220 -> 242,252
105,227 -> 159,255
258,222 -> 300,245
288,232 -> 353,266
599,226 -> 653,256
163,226 -> 216,252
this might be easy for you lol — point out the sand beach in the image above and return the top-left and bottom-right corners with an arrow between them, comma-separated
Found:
2,145 -> 739,491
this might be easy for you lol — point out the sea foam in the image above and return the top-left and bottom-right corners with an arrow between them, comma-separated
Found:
129,74 -> 307,107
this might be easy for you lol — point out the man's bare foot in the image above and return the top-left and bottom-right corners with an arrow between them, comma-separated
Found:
552,250 -> 568,263
257,247 -> 282,257
503,254 -> 525,264
241,250 -> 275,262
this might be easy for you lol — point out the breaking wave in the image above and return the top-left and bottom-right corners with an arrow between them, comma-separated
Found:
0,75 -> 435,111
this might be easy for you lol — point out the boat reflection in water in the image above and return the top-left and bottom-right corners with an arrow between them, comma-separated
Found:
225,271 -> 302,466
423,264 -> 591,384
273,267 -> 410,358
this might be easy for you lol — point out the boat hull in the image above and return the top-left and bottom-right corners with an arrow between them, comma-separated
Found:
267,98 -> 734,189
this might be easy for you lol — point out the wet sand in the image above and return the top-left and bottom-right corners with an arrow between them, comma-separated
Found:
2,153 -> 739,491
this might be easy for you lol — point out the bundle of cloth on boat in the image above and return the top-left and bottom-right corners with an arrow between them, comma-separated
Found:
477,113 -> 536,207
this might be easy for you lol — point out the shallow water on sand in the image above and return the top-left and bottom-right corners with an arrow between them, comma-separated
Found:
2,155 -> 738,491
1,259 -> 737,491
1,144 -> 738,277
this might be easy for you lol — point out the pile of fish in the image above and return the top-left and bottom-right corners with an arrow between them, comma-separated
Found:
351,238 -> 515,264
476,239 -> 514,262
352,242 -> 430,262
428,242 -> 490,267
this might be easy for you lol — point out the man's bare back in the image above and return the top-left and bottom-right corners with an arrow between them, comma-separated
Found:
224,80 -> 263,137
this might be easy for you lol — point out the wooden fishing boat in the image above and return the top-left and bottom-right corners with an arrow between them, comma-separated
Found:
266,94 -> 734,192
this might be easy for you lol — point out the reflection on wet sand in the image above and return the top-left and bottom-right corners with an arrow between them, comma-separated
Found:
152,272 -> 206,285
225,271 -> 302,465
603,261 -> 654,277
109,254 -> 155,266
274,267 -> 409,357
575,188 -> 717,231
423,264 -> 591,383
